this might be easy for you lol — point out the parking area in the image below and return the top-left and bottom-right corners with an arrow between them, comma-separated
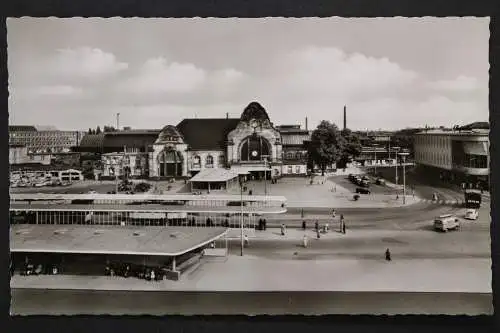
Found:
328,174 -> 398,195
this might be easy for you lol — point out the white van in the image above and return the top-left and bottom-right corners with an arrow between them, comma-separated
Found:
434,214 -> 460,232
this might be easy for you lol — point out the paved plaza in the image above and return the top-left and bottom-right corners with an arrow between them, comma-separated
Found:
11,255 -> 491,293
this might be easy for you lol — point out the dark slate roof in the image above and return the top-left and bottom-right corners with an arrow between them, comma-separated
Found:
157,125 -> 183,143
79,134 -> 105,148
9,125 -> 37,132
103,132 -> 158,150
240,102 -> 270,122
176,118 -> 240,150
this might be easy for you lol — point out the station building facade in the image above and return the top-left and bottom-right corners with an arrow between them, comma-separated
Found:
413,128 -> 489,189
78,102 -> 311,180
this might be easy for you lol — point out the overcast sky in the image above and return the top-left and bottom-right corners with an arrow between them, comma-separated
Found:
7,17 -> 489,131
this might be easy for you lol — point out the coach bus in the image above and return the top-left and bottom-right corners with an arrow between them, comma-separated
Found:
464,189 -> 482,209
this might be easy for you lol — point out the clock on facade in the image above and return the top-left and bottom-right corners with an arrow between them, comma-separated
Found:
251,150 -> 258,157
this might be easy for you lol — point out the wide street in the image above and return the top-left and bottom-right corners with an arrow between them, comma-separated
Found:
9,167 -> 492,316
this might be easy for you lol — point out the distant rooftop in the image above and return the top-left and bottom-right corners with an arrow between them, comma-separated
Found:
9,125 -> 37,132
415,128 -> 489,136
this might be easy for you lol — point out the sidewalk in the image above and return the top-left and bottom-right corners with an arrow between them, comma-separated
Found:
10,256 -> 491,293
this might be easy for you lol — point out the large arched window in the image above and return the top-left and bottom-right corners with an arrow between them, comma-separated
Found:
206,155 -> 214,168
157,149 -> 183,177
192,155 -> 201,168
240,135 -> 271,161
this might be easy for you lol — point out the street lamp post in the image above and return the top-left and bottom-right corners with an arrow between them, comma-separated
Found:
262,155 -> 270,195
373,144 -> 378,176
393,146 -> 400,185
239,175 -> 244,256
398,152 -> 409,205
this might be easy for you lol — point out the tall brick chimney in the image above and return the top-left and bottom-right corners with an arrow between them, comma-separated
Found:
343,105 -> 347,130
305,117 -> 308,131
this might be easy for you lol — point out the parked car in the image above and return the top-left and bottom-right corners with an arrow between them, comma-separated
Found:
356,187 -> 371,194
434,214 -> 460,232
464,209 -> 479,220
360,180 -> 370,188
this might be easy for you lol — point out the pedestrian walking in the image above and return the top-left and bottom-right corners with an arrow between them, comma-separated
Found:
385,248 -> 392,261
263,219 -> 267,230
315,220 -> 319,232
316,229 -> 321,239
302,220 -> 306,230
302,235 -> 309,248
281,223 -> 286,236
342,222 -> 346,234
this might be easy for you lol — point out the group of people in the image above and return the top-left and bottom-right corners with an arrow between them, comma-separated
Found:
258,218 -> 268,231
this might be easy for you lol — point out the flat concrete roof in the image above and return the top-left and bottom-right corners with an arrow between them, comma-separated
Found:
10,224 -> 227,257
9,203 -> 286,214
10,193 -> 287,203
189,168 -> 240,183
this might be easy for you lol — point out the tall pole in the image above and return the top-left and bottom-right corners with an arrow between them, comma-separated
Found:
116,113 -> 120,131
264,158 -> 267,195
240,177 -> 244,256
403,156 -> 406,205
395,157 -> 398,185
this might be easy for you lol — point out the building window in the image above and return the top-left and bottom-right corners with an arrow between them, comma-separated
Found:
288,166 -> 293,174
192,155 -> 201,168
463,154 -> 488,169
206,155 -> 214,168
218,155 -> 225,167
296,166 -> 301,174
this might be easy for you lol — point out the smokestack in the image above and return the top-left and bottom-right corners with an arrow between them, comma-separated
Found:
226,112 -> 229,119
343,105 -> 347,130
305,117 -> 308,131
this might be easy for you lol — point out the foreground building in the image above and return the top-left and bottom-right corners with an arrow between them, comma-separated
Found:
413,128 -> 489,189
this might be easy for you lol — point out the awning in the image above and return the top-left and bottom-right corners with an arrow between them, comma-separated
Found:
463,142 -> 487,155
230,165 -> 269,173
189,168 -> 240,182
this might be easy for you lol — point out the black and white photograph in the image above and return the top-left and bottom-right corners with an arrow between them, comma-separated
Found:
7,17 -> 492,316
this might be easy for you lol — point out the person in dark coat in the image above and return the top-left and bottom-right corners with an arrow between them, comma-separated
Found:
315,220 -> 319,232
263,219 -> 267,230
385,248 -> 392,261
302,220 -> 306,230
342,221 -> 346,234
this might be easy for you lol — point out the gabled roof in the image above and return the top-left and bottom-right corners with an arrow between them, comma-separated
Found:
176,118 -> 240,150
9,125 -> 37,132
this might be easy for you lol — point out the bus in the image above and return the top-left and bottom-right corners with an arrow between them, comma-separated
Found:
464,189 -> 482,209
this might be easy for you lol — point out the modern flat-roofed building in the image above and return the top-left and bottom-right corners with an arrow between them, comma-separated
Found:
413,127 -> 489,189
9,126 -> 86,153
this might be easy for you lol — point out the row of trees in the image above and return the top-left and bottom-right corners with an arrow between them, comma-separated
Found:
87,126 -> 117,135
307,121 -> 362,175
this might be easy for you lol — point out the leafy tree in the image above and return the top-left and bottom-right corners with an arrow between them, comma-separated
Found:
338,128 -> 362,168
88,128 -> 92,134
96,126 -> 102,134
307,121 -> 344,175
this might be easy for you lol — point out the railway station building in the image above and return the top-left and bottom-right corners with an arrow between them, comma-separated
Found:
77,102 -> 312,182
